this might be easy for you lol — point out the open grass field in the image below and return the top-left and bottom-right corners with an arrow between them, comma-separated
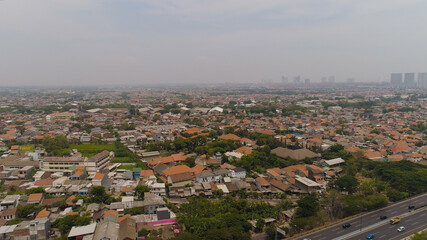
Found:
68,143 -> 148,169
69,144 -> 116,157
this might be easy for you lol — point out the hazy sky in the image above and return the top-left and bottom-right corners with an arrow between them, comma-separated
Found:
1,0 -> 427,86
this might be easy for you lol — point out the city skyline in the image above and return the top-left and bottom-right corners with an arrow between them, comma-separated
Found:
1,0 -> 427,86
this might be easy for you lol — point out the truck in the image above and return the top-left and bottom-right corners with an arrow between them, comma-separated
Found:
390,217 -> 401,225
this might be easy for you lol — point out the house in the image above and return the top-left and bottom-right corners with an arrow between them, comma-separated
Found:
27,193 -> 44,204
212,169 -> 230,183
147,182 -> 166,197
0,207 -> 17,220
255,177 -> 271,192
92,221 -> 120,240
162,165 -> 193,177
230,167 -> 246,178
140,170 -> 156,181
67,223 -> 97,240
92,173 -> 107,187
271,147 -> 320,161
70,166 -> 87,180
11,219 -> 51,240
294,176 -> 322,193
408,152 -> 424,162
0,195 -> 20,211
324,158 -> 345,167
121,196 -> 134,209
35,209 -> 51,219
147,153 -> 189,168
118,217 -> 137,240
18,166 -> 35,179
168,172 -> 193,186
143,193 -> 165,214
196,172 -> 214,183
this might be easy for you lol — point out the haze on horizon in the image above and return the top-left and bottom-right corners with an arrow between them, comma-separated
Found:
1,0 -> 427,86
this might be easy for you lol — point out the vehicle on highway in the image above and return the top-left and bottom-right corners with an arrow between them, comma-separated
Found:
390,217 -> 401,225
302,238 -> 311,240
408,205 -> 415,211
379,215 -> 387,220
342,223 -> 351,228
366,233 -> 375,239
397,226 -> 406,232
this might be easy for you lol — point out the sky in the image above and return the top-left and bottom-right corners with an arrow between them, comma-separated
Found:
1,0 -> 427,86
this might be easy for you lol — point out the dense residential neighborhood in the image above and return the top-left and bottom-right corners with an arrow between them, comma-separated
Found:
0,87 -> 426,239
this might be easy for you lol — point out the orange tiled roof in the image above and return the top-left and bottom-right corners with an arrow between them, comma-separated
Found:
104,210 -> 118,218
162,165 -> 192,176
36,208 -> 50,218
140,170 -> 155,177
256,176 -> 270,186
28,193 -> 43,203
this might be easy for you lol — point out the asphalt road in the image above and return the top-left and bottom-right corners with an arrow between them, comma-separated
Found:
346,208 -> 427,240
295,192 -> 427,240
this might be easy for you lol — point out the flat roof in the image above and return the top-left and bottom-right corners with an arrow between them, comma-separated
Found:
68,223 -> 97,237
324,158 -> 345,166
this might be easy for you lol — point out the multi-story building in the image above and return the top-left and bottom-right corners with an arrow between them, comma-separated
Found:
40,156 -> 86,174
390,73 -> 403,87
418,72 -> 427,89
404,72 -> 416,88
84,150 -> 113,174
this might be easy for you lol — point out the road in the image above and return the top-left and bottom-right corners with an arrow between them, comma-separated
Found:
346,208 -> 427,240
295,192 -> 427,240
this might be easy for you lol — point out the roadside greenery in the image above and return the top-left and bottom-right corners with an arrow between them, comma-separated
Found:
176,196 -> 278,240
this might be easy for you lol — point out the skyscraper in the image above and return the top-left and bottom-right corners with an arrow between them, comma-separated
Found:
390,73 -> 403,87
293,76 -> 301,84
404,73 -> 416,88
418,72 -> 427,89
281,76 -> 288,83
328,76 -> 335,83
304,78 -> 310,84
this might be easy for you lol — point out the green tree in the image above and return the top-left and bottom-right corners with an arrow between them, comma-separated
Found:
296,193 -> 319,218
89,186 -> 109,203
412,230 -> 427,240
17,204 -> 43,218
334,175 -> 359,193
255,218 -> 265,233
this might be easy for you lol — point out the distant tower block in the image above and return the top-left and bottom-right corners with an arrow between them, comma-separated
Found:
417,72 -> 427,88
390,73 -> 403,87
328,76 -> 335,83
404,73 -> 415,88
293,76 -> 301,83
281,76 -> 288,83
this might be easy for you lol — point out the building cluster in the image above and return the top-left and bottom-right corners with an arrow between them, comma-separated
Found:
0,87 -> 425,238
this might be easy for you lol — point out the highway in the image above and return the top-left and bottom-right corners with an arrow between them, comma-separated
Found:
346,208 -> 427,240
295,192 -> 427,240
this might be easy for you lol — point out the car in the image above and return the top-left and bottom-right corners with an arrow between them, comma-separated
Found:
366,234 -> 375,239
342,223 -> 351,228
379,215 -> 387,220
408,205 -> 415,210
397,226 -> 406,232
302,238 -> 311,240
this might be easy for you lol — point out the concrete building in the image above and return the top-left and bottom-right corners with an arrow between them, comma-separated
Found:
390,73 -> 403,87
418,72 -> 427,89
404,72 -> 416,88
84,150 -> 113,174
40,156 -> 86,174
